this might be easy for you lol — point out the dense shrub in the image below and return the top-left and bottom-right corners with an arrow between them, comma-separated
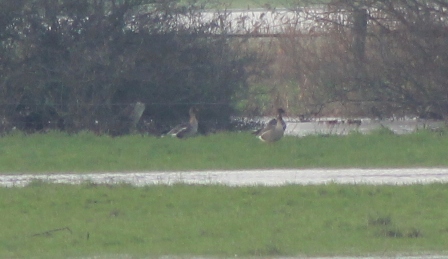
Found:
0,0 -> 259,134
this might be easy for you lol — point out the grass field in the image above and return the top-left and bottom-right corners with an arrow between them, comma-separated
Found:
2,129 -> 448,258
0,129 -> 447,173
1,182 -> 448,258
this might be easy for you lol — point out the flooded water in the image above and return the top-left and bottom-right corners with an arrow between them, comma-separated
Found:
267,256 -> 446,259
2,168 -> 448,187
78,254 -> 448,259
280,118 -> 444,137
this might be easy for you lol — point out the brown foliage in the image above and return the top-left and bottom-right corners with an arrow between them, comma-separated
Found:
269,0 -> 448,119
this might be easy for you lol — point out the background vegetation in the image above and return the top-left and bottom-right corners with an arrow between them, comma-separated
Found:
0,0 -> 264,135
244,0 -> 448,119
1,0 -> 448,135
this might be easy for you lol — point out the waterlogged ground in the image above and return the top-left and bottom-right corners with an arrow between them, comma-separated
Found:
281,118 -> 444,137
80,255 -> 448,259
2,168 -> 448,187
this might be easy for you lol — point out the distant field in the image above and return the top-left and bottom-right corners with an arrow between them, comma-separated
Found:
215,0 -> 294,9
202,0 -> 328,9
1,182 -> 448,258
0,129 -> 447,174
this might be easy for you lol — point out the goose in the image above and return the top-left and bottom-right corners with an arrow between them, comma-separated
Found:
253,108 -> 286,142
166,107 -> 199,138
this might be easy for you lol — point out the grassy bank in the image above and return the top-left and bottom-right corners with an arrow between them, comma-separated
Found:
0,129 -> 447,173
1,182 -> 448,258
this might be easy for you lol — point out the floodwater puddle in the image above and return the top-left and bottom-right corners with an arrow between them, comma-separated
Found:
2,168 -> 448,187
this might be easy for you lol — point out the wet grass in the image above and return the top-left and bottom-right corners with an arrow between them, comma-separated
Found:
0,129 -> 448,173
2,129 -> 448,257
1,182 -> 448,258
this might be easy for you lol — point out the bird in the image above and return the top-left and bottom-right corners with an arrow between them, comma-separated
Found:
253,108 -> 286,142
165,107 -> 199,138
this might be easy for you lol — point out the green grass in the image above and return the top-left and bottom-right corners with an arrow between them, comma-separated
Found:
0,129 -> 447,173
2,129 -> 448,258
1,182 -> 448,258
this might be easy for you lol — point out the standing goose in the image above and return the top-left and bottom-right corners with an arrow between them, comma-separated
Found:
254,108 -> 286,142
166,107 -> 199,138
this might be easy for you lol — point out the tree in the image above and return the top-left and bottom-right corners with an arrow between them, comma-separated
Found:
276,0 -> 448,118
0,0 -> 261,134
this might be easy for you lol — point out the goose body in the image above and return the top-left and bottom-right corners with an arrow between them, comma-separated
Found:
166,107 -> 198,138
254,108 -> 286,142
